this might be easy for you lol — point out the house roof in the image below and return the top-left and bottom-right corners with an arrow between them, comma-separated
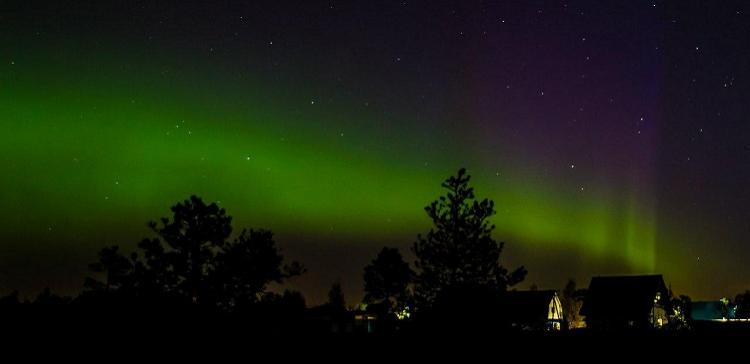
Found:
580,274 -> 668,318
504,290 -> 557,323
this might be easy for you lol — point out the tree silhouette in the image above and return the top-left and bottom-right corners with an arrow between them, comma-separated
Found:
0,290 -> 20,307
213,228 -> 305,309
148,195 -> 232,304
131,236 -> 179,301
84,245 -> 133,292
327,281 -> 346,311
275,289 -> 307,310
83,195 -> 304,312
561,279 -> 584,329
735,290 -> 750,319
34,287 -> 70,306
363,247 -> 413,316
668,293 -> 692,329
412,168 -> 526,308
254,289 -> 308,334
720,297 -> 733,319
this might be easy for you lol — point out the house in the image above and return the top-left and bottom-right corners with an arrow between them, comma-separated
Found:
505,290 -> 563,331
580,274 -> 669,330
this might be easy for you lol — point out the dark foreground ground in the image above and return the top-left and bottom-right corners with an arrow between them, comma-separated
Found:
3,312 -> 748,359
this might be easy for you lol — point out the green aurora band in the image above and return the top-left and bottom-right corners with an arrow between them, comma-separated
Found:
0,49 -> 659,297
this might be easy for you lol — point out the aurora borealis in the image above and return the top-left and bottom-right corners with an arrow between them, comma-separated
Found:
2,1 -> 750,303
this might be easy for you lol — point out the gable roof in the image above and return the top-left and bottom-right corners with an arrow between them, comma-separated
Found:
580,274 -> 668,318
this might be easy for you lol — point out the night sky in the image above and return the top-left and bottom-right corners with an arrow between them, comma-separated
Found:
2,0 -> 749,304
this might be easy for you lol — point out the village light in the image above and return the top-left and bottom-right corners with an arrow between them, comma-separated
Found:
396,306 -> 411,320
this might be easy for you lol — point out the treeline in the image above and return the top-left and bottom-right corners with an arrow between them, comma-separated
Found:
0,169 -> 530,333
2,168 -> 748,334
